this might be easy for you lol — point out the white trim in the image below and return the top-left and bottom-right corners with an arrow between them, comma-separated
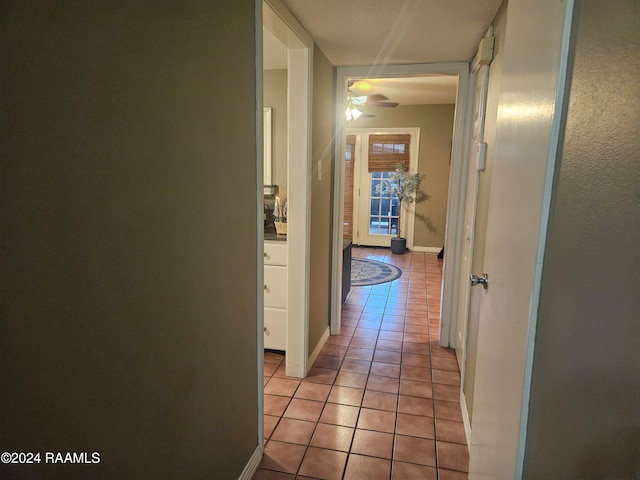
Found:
447,74 -> 476,353
307,326 -> 330,374
439,67 -> 473,348
411,246 -> 442,253
238,444 -> 264,480
264,0 -> 313,379
255,0 -> 265,457
286,46 -> 312,378
331,62 -> 471,340
460,389 -> 472,453
263,0 -> 312,47
515,0 -> 576,475
263,107 -> 272,185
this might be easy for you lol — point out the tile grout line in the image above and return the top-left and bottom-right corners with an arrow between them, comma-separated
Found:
258,251 -> 465,479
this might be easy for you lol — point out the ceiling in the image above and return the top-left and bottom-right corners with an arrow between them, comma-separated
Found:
347,76 -> 459,105
264,0 -> 503,105
279,0 -> 503,66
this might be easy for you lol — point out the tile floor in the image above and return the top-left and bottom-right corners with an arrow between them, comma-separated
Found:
254,248 -> 468,480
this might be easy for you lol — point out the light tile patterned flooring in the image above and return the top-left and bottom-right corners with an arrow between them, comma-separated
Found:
253,248 -> 468,480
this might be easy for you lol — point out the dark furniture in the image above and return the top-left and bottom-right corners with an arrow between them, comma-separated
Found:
342,240 -> 352,303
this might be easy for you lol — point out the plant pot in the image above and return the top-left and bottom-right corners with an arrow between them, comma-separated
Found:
274,221 -> 287,235
390,237 -> 407,254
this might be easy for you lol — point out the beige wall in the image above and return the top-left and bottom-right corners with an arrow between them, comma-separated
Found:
0,3 -> 259,479
523,0 -> 640,477
355,104 -> 455,248
263,69 -> 288,197
308,45 -> 335,353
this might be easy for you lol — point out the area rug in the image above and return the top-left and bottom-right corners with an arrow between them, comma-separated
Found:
351,258 -> 402,287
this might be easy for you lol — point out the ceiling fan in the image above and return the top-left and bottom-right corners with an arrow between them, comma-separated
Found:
346,80 -> 398,121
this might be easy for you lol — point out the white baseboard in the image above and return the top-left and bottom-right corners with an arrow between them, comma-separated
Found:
460,389 -> 472,452
307,326 -> 330,374
411,246 -> 443,253
238,443 -> 263,480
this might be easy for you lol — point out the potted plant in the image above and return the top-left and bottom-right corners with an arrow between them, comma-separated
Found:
375,162 -> 425,254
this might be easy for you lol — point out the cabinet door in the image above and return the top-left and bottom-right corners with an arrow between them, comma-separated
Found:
264,265 -> 287,308
264,242 -> 287,266
264,308 -> 286,350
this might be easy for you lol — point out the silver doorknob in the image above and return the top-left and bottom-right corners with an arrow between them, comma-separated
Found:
470,273 -> 489,289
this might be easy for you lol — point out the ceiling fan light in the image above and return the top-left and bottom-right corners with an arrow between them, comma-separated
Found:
346,107 -> 363,121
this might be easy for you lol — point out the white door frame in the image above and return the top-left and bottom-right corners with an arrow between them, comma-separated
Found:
254,0 -> 266,467
349,127 -> 420,249
263,0 -> 313,378
331,63 -> 471,337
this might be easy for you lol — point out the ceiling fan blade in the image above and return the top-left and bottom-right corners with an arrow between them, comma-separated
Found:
365,101 -> 399,108
365,93 -> 389,102
346,88 -> 398,109
350,96 -> 367,106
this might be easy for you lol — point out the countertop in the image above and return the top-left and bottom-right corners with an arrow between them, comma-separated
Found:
264,224 -> 287,242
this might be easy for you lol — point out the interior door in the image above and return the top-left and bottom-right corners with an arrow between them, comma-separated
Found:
467,0 -> 572,476
455,59 -> 491,371
461,50 -> 498,428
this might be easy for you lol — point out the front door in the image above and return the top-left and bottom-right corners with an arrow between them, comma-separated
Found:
350,128 -> 420,247
356,169 -> 400,246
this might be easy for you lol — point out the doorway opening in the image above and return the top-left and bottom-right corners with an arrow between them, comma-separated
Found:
330,64 -> 472,342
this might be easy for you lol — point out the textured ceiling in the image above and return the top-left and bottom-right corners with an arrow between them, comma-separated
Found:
349,75 -> 459,105
279,0 -> 503,66
263,0 -> 503,104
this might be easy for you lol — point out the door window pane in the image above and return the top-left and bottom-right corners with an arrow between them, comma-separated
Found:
370,198 -> 380,216
368,171 -> 399,236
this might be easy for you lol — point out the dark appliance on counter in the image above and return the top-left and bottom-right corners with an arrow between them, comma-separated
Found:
263,203 -> 274,227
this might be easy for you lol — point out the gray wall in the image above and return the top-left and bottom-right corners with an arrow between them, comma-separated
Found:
308,45 -> 335,354
356,104 -> 455,248
523,0 -> 640,477
263,69 -> 288,196
0,3 -> 259,479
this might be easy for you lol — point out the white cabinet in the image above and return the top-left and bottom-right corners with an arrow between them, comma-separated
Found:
264,242 -> 287,350
265,265 -> 287,308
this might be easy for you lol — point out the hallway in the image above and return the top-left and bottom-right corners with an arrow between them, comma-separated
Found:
254,249 -> 468,479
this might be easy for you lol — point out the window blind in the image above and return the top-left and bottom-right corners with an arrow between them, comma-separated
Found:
367,134 -> 410,172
